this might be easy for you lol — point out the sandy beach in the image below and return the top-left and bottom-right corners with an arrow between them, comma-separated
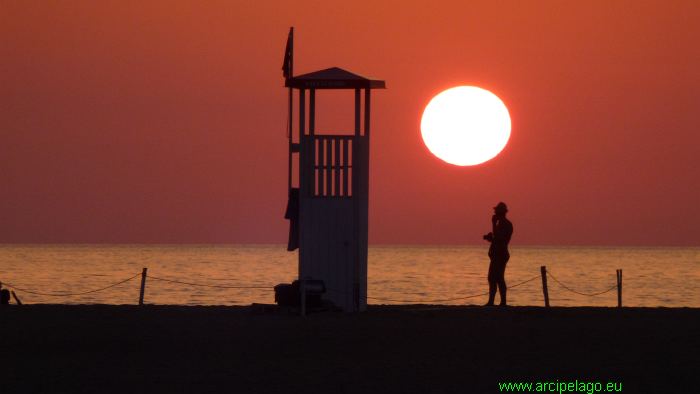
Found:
1,305 -> 697,393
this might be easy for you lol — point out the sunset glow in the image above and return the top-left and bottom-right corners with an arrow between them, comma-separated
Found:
420,86 -> 511,166
3,1 -> 699,246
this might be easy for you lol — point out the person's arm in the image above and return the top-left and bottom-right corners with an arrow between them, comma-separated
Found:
493,221 -> 513,245
492,221 -> 510,245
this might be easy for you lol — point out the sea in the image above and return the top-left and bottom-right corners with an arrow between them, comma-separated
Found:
1,245 -> 698,307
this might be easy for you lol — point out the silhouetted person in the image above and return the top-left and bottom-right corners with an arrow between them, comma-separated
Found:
483,202 -> 513,306
0,289 -> 10,305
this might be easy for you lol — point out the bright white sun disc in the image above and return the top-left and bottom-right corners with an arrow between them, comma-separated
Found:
421,86 -> 511,166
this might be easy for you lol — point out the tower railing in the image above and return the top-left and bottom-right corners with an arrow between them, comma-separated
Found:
303,134 -> 356,198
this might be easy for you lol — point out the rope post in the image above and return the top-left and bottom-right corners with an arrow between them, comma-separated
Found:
139,268 -> 148,306
11,291 -> 22,305
300,278 -> 306,317
540,266 -> 550,307
617,269 -> 622,308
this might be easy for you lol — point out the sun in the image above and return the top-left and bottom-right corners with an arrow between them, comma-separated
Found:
420,86 -> 511,166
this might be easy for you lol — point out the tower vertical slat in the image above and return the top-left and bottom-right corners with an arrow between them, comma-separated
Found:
317,137 -> 324,196
364,89 -> 371,137
343,139 -> 349,196
299,89 -> 311,197
309,89 -> 315,136
354,89 -> 361,137
334,137 -> 341,196
352,88 -> 361,310
326,138 -> 333,196
299,89 -> 305,136
287,88 -> 293,193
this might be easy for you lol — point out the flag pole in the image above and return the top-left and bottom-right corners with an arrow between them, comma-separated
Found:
285,27 -> 294,194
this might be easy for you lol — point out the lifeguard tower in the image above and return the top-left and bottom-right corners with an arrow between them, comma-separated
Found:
282,28 -> 385,312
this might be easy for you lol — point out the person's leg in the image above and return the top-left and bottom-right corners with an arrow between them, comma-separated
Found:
497,255 -> 509,306
497,264 -> 507,306
486,260 -> 497,305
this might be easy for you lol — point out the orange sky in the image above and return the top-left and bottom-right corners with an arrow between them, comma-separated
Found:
2,1 -> 699,245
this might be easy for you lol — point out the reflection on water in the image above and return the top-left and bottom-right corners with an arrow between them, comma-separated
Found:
0,245 -> 698,307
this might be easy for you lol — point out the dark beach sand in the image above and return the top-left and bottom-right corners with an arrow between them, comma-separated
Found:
1,305 -> 698,393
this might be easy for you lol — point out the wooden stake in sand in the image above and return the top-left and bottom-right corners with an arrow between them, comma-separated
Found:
617,269 -> 623,308
139,268 -> 148,306
540,266 -> 550,307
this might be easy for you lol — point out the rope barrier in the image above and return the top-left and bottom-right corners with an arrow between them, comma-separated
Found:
0,268 -> 620,305
362,291 -> 489,303
1,273 -> 142,297
330,274 -> 541,304
546,270 -> 618,297
146,274 -> 273,289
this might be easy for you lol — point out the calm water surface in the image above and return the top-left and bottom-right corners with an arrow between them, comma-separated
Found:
1,245 -> 698,307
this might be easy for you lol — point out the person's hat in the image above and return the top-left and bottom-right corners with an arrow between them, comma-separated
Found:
494,202 -> 508,212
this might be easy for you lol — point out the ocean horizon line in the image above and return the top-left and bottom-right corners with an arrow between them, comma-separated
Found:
1,243 -> 698,249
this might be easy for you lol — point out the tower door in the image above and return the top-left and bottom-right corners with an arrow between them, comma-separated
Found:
298,134 -> 360,311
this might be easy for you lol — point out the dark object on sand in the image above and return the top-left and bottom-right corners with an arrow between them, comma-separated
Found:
274,283 -> 298,306
274,279 -> 325,307
1,289 -> 10,305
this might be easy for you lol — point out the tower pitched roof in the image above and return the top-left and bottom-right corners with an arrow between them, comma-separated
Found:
285,67 -> 385,89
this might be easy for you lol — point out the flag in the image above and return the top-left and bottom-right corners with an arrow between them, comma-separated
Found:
282,27 -> 293,79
